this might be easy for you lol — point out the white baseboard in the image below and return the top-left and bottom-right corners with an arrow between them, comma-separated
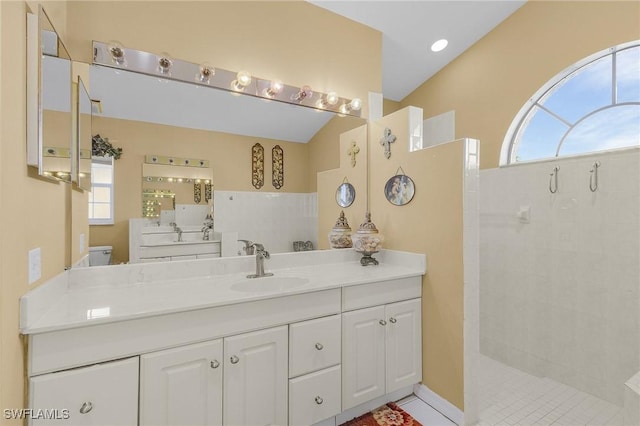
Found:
413,383 -> 464,425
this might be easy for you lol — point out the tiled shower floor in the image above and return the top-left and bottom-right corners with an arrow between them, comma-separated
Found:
476,355 -> 623,426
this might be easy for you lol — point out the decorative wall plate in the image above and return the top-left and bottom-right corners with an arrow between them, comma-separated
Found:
252,143 -> 264,189
336,182 -> 356,208
272,145 -> 284,189
384,172 -> 415,206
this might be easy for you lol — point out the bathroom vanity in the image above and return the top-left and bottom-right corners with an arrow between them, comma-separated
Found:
20,249 -> 426,425
129,218 -> 238,262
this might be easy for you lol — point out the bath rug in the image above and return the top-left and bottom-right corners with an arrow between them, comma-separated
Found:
339,402 -> 422,426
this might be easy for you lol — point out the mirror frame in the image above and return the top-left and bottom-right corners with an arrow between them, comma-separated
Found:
75,76 -> 92,190
26,5 -> 73,182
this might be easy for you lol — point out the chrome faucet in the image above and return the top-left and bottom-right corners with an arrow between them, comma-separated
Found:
171,222 -> 183,242
247,243 -> 273,279
238,239 -> 255,255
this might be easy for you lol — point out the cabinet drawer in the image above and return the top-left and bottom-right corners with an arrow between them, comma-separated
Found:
29,357 -> 138,426
289,315 -> 341,377
342,277 -> 421,311
289,365 -> 341,426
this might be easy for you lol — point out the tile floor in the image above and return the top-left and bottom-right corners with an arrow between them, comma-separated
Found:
474,355 -> 624,426
395,355 -> 625,426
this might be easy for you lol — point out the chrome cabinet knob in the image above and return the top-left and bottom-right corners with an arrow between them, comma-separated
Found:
389,317 -> 397,324
379,319 -> 387,326
315,396 -> 323,405
230,355 -> 239,364
210,360 -> 220,369
315,343 -> 324,350
79,401 -> 93,414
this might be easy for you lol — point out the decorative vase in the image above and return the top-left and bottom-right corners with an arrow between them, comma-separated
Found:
352,212 -> 384,266
328,210 -> 353,249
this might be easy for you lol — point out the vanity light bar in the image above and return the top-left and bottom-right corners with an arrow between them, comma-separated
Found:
145,155 -> 209,168
143,176 -> 210,184
92,41 -> 362,118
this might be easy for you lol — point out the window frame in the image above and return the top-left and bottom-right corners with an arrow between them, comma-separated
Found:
501,40 -> 640,166
88,156 -> 115,225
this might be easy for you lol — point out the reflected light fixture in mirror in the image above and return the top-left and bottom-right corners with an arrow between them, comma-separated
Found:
107,40 -> 125,65
158,53 -> 173,75
196,63 -> 215,84
92,41 -> 362,117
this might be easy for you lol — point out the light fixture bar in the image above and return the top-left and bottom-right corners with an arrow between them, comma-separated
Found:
92,41 -> 362,118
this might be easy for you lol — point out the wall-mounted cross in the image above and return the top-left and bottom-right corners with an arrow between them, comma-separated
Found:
347,141 -> 360,167
379,128 -> 396,159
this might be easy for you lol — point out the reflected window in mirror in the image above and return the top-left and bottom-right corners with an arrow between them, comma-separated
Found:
89,157 -> 114,225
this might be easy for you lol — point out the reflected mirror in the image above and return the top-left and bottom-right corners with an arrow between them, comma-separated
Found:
27,6 -> 72,182
76,77 -> 92,190
336,182 -> 356,208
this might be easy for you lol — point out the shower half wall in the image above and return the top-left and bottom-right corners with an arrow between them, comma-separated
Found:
479,148 -> 640,405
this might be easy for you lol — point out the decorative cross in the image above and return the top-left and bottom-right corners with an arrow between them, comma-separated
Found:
347,141 -> 360,167
379,128 -> 396,159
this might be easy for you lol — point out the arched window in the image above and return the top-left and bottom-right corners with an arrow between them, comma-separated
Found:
502,41 -> 640,165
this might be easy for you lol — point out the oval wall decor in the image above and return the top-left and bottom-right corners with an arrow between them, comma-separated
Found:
252,143 -> 264,189
272,145 -> 284,189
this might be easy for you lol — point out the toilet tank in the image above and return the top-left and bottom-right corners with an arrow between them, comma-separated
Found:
89,246 -> 112,266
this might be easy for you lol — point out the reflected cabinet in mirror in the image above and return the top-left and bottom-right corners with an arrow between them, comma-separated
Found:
26,6 -> 73,182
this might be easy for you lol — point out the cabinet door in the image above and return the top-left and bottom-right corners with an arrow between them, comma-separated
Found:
140,340 -> 223,426
224,325 -> 288,426
29,357 -> 138,426
342,305 -> 386,410
385,298 -> 422,393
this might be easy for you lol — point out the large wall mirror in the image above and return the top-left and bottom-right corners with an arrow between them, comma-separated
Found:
27,6 -> 72,182
87,43 -> 366,262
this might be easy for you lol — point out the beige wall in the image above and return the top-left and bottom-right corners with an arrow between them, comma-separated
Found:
402,0 -> 640,170
368,108 -> 465,409
91,117 -> 313,263
308,116 -> 366,193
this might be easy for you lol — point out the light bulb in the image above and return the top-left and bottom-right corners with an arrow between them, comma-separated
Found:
158,53 -> 173,74
264,80 -> 284,98
326,92 -> 339,106
291,85 -> 313,102
196,63 -> 215,84
231,70 -> 252,91
107,40 -> 125,65
350,98 -> 362,111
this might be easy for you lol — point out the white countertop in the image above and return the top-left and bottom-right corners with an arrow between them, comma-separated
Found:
21,249 -> 426,335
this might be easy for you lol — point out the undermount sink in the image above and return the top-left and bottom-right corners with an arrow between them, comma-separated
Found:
230,276 -> 310,293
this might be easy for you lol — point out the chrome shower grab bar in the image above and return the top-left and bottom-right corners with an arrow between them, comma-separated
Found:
549,166 -> 560,194
589,161 -> 601,192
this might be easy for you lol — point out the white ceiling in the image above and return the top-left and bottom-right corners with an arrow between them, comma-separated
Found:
310,0 -> 526,101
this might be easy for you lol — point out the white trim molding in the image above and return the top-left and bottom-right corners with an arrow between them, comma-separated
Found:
413,383 -> 464,426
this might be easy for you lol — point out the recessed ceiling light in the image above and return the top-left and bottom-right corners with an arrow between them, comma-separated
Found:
431,39 -> 448,52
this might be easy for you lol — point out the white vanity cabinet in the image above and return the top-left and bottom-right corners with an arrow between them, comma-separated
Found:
139,326 -> 288,426
29,357 -> 138,426
342,298 -> 422,411
140,340 -> 223,426
223,326 -> 288,426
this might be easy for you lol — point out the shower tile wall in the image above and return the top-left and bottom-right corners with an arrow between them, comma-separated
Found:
214,191 -> 318,254
479,149 -> 640,405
